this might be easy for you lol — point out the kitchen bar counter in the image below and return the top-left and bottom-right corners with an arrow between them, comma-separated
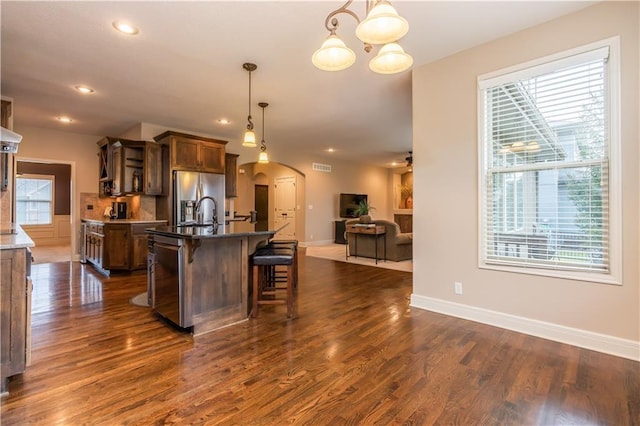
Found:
146,225 -> 274,240
146,226 -> 275,336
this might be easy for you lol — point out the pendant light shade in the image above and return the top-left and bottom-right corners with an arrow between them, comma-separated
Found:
312,32 -> 356,72
242,63 -> 258,147
369,42 -> 413,74
258,102 -> 269,164
243,129 -> 256,146
356,1 -> 409,45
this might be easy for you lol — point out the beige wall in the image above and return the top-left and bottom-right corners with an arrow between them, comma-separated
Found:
411,1 -> 639,345
14,125 -> 101,257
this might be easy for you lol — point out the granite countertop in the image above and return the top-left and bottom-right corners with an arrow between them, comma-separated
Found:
146,225 -> 275,240
82,218 -> 168,224
0,224 -> 35,250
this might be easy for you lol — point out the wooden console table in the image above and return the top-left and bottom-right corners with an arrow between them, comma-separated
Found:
345,224 -> 386,264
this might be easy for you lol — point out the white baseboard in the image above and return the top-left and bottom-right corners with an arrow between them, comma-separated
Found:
300,239 -> 334,247
410,294 -> 640,361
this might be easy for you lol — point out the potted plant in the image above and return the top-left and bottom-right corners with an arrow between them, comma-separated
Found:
354,200 -> 375,223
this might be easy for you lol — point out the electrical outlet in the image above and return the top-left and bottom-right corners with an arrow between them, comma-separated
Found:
454,281 -> 463,295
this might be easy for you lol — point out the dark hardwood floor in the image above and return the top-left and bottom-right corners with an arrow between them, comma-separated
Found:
1,253 -> 638,425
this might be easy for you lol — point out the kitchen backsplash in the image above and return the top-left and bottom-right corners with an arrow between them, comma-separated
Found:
80,193 -> 156,220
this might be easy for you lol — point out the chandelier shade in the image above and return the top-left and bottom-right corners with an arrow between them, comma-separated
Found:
369,42 -> 413,74
313,0 -> 411,74
355,1 -> 409,45
312,33 -> 356,72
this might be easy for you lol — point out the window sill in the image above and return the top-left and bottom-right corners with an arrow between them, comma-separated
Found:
479,261 -> 621,286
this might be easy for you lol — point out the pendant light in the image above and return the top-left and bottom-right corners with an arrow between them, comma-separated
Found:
258,102 -> 269,164
242,63 -> 257,147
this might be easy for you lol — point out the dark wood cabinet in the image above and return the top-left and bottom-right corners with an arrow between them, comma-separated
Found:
145,142 -> 163,195
103,224 -> 130,270
225,153 -> 239,198
83,220 -> 165,274
154,131 -> 227,174
394,214 -> 413,233
1,247 -> 30,393
97,138 -> 163,196
85,222 -> 104,269
131,224 -> 150,270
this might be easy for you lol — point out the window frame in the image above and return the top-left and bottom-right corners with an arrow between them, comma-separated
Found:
15,173 -> 55,226
477,37 -> 622,285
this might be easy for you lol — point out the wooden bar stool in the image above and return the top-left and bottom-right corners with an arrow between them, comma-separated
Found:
251,247 -> 295,318
266,240 -> 298,289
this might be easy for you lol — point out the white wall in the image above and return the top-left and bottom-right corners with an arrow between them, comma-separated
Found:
411,2 -> 639,358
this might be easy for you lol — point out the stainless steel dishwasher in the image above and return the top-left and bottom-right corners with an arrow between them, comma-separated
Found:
150,235 -> 189,327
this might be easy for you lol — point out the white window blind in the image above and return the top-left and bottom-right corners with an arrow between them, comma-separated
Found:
479,44 -> 615,277
16,175 -> 54,225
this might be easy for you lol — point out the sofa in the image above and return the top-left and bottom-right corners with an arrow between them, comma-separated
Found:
345,219 -> 412,261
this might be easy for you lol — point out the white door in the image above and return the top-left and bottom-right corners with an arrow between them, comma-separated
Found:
274,176 -> 296,239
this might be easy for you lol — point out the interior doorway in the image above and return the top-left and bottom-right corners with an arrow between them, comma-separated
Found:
254,184 -> 268,232
15,159 -> 73,263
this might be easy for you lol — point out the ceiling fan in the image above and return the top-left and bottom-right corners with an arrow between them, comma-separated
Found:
405,151 -> 413,167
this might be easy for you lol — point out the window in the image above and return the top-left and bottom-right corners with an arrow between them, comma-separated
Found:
478,38 -> 620,284
16,174 -> 55,225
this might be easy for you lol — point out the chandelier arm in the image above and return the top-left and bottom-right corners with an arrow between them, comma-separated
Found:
324,0 -> 360,31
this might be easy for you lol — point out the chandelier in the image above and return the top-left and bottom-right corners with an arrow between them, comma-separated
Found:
312,0 -> 412,74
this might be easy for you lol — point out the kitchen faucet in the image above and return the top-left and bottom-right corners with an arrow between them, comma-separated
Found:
195,196 -> 219,229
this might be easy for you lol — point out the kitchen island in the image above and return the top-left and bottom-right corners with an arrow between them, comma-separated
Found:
146,225 -> 275,336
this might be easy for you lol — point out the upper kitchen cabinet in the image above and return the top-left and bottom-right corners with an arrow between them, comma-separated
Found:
144,142 -> 163,195
225,153 -> 239,198
154,131 -> 227,174
97,137 -> 163,197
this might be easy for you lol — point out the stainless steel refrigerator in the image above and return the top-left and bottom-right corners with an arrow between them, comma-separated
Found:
173,171 -> 225,228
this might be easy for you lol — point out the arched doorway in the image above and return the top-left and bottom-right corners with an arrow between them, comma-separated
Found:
233,162 -> 305,240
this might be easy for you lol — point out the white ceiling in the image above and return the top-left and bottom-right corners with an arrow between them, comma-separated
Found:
1,1 -> 594,167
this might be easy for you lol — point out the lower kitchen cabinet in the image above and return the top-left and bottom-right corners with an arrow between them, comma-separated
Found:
82,220 -> 166,275
1,247 -> 31,393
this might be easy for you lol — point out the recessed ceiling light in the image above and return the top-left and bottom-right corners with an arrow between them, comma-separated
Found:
327,148 -> 335,153
74,85 -> 95,94
391,161 -> 398,166
217,119 -> 231,125
112,21 -> 139,35
57,116 -> 73,123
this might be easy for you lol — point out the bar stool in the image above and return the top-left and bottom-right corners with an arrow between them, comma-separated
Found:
251,246 -> 295,318
266,240 -> 298,289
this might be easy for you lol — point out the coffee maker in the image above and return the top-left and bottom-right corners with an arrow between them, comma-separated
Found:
112,202 -> 127,219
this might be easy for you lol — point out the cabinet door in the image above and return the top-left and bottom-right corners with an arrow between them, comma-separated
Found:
131,234 -> 148,270
199,142 -> 225,173
225,153 -> 238,198
171,138 -> 200,170
1,248 -> 27,388
104,225 -> 130,270
111,145 -> 123,195
145,142 -> 163,195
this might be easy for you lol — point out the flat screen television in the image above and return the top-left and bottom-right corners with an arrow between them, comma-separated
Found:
339,193 -> 368,218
